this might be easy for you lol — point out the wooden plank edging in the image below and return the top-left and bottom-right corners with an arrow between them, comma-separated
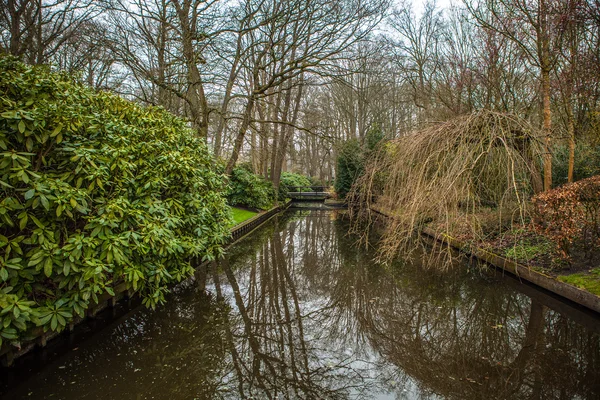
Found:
229,201 -> 291,243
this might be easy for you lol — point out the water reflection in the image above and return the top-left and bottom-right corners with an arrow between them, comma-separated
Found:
210,209 -> 600,399
2,209 -> 600,399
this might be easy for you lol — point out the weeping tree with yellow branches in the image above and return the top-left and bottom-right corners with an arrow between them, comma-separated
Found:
348,111 -> 544,262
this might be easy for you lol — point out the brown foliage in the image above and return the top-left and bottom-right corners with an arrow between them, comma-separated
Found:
532,175 -> 600,259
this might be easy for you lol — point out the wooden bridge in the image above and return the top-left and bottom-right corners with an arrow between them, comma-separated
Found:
286,186 -> 331,201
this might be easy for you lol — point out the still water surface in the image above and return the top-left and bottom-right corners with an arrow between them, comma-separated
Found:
2,209 -> 600,399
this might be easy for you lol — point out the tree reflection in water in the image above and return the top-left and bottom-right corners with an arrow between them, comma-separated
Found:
210,209 -> 600,399
2,209 -> 600,400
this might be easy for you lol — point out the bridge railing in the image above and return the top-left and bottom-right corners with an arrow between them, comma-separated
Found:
285,186 -> 329,194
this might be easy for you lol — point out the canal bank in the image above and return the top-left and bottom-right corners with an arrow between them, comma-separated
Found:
370,205 -> 600,315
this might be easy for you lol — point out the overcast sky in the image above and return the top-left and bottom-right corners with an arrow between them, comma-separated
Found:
409,0 -> 455,16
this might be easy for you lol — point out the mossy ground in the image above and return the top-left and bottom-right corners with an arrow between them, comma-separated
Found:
558,270 -> 600,296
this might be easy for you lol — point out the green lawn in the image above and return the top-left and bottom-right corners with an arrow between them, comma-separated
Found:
231,207 -> 258,226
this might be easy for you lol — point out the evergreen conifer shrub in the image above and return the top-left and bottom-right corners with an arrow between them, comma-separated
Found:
335,139 -> 364,199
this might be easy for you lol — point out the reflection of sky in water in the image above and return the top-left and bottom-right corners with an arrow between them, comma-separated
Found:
2,209 -> 600,399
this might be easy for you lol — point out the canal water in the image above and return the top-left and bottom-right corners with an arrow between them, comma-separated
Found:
2,208 -> 600,399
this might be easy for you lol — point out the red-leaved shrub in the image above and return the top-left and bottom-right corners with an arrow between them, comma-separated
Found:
532,175 -> 600,259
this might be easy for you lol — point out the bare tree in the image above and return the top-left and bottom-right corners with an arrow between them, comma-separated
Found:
107,0 -> 225,138
0,0 -> 99,64
466,0 -> 569,191
52,19 -> 123,90
388,0 -> 443,124
223,0 -> 389,175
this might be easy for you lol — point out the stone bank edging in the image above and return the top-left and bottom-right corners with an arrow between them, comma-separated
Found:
370,206 -> 600,315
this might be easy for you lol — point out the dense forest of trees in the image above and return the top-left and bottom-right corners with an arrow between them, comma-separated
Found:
2,0 -> 600,189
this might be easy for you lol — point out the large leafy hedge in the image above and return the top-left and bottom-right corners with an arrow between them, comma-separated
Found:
0,57 -> 230,346
226,166 -> 276,210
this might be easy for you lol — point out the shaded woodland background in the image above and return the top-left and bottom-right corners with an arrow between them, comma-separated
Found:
2,0 -> 600,190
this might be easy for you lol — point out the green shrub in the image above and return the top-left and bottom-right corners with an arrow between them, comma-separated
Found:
279,172 -> 312,200
308,175 -> 325,186
335,127 -> 386,199
335,139 -> 364,199
0,57 -> 230,346
227,166 -> 276,210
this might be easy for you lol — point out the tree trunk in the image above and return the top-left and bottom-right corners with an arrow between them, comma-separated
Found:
271,82 -> 304,192
176,1 -> 209,138
567,114 -> 575,183
256,96 -> 270,177
542,67 -> 552,191
566,21 -> 578,184
270,87 -> 292,189
225,94 -> 256,175
540,0 -> 552,191
214,31 -> 243,157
